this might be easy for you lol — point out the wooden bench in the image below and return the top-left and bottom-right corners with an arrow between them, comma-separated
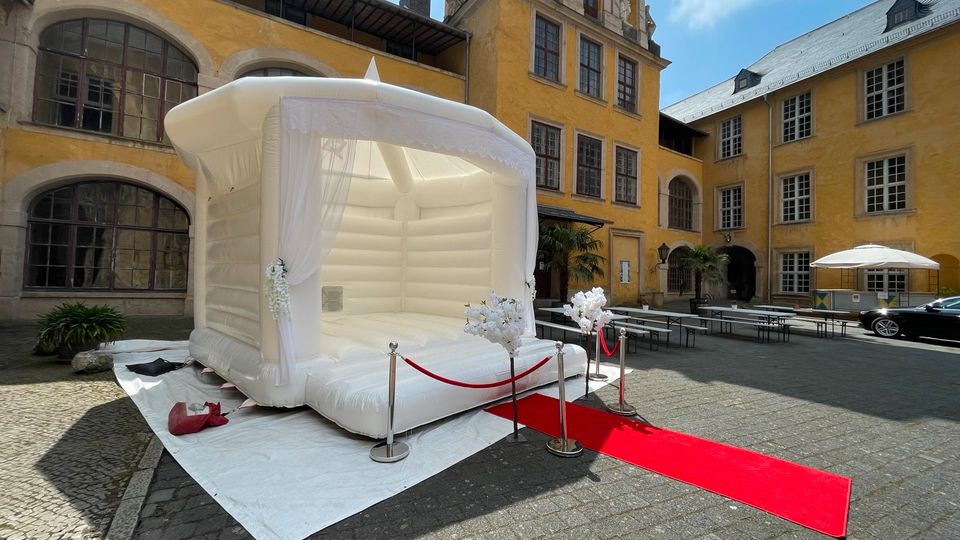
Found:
695,316 -> 781,343
535,321 -> 651,355
612,321 -> 669,351
791,316 -> 831,338
626,316 -> 706,348
534,320 -> 588,342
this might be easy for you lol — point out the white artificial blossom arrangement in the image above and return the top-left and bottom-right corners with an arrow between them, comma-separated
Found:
265,258 -> 290,321
464,292 -> 526,357
563,287 -> 614,334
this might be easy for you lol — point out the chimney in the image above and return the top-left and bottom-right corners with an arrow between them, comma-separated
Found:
400,0 -> 431,18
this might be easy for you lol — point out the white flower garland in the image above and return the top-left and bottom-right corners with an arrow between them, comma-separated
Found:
464,292 -> 526,357
562,287 -> 614,334
265,259 -> 290,321
525,275 -> 537,301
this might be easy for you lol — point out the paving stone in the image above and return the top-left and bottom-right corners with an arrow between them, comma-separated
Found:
0,317 -> 192,540
8,315 -> 956,539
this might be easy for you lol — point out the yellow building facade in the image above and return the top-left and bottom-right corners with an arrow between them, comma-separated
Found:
0,0 -> 468,318
664,0 -> 960,307
448,0 -> 687,306
0,0 -> 678,318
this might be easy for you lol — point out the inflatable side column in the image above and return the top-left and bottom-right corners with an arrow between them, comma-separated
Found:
489,174 -> 527,302
193,168 -> 208,328
259,107 -> 282,365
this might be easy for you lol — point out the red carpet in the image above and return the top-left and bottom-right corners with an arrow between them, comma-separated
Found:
487,394 -> 850,538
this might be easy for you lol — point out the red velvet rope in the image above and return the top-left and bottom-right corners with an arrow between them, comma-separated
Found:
402,355 -> 553,389
598,330 -> 621,357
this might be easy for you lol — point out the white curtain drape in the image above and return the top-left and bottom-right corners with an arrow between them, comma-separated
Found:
522,176 -> 538,336
275,101 -> 357,385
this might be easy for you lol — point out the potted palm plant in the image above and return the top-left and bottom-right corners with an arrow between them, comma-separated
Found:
679,245 -> 730,314
538,222 -> 606,304
37,303 -> 127,360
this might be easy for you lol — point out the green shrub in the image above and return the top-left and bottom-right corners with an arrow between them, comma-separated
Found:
37,303 -> 127,358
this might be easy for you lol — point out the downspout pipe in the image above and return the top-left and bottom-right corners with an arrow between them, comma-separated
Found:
763,94 -> 773,301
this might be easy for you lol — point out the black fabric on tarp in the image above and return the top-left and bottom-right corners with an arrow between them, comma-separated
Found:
127,358 -> 184,376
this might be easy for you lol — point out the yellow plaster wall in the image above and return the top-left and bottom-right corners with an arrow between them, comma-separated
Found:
140,0 -> 465,99
691,28 -> 960,297
460,0 -> 500,113
2,129 -> 194,190
2,0 -> 466,189
655,146 -> 704,243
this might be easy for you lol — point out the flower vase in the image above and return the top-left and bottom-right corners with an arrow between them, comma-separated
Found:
505,354 -> 526,443
587,326 -> 608,382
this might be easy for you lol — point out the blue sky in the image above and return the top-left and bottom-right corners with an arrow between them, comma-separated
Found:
651,0 -> 876,107
388,0 -> 878,107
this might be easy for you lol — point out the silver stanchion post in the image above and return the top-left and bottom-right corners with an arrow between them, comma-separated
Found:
370,342 -> 410,463
588,325 -> 608,381
605,328 -> 636,416
504,354 -> 526,443
547,341 -> 582,457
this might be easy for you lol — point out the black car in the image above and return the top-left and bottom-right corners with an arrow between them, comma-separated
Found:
859,296 -> 960,340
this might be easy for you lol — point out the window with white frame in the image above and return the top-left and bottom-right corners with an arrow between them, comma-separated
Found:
616,55 -> 637,112
866,269 -> 906,292
865,59 -> 905,120
576,134 -> 602,198
780,252 -> 811,293
783,92 -> 811,142
531,121 -> 561,190
579,37 -> 602,98
782,173 -> 811,222
865,155 -> 906,213
719,116 -> 742,158
719,186 -> 743,229
533,15 -> 561,82
668,178 -> 694,231
619,260 -> 631,283
614,146 -> 638,204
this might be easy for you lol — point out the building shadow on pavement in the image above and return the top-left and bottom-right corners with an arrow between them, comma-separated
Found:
32,397 -> 152,537
0,317 -> 193,384
621,331 -> 960,423
136,401 -> 608,539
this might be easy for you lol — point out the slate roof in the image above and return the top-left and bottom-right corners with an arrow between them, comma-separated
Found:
662,0 -> 960,123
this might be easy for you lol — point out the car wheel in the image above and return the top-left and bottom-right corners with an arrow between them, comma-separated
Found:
872,317 -> 900,338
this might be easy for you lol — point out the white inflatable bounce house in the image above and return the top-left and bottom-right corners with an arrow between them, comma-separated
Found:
164,62 -> 587,438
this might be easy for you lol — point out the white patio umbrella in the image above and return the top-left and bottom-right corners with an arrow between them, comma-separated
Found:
810,244 -> 940,269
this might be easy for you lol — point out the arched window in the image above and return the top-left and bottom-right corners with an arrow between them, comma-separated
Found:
34,18 -> 198,143
239,67 -> 308,78
25,181 -> 189,291
667,247 -> 692,293
668,177 -> 694,231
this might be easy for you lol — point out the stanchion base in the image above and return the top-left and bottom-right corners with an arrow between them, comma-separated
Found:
546,438 -> 583,457
370,441 -> 410,463
587,372 -> 609,381
504,432 -> 527,443
604,401 -> 637,416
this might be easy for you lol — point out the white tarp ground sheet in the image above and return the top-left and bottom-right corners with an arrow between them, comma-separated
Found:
110,340 -> 627,540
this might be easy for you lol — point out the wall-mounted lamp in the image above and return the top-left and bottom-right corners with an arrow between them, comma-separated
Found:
657,243 -> 670,265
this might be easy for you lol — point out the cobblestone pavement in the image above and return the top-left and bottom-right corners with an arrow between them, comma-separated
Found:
0,318 -> 192,540
132,326 -> 960,540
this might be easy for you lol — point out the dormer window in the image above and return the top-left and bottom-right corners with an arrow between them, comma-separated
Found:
885,0 -> 928,32
734,69 -> 761,93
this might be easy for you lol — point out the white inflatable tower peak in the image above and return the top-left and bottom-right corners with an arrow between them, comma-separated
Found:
364,58 -> 381,82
